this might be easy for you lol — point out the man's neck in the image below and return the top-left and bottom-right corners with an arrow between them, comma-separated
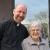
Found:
13,17 -> 21,24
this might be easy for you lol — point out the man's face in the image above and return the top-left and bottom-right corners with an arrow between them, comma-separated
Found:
29,25 -> 41,39
13,5 -> 27,23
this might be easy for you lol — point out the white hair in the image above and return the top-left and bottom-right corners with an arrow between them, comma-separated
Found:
28,21 -> 42,33
29,21 -> 42,28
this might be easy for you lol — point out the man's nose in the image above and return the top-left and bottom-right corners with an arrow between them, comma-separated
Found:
20,13 -> 24,16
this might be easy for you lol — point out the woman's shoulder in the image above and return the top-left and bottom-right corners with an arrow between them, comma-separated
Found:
22,36 -> 31,44
41,38 -> 49,46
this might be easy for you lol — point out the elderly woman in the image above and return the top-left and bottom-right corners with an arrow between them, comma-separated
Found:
22,21 -> 49,50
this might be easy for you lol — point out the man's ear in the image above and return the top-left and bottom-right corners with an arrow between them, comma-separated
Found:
13,9 -> 15,14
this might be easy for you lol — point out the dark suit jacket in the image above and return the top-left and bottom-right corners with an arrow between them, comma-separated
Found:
0,19 -> 28,50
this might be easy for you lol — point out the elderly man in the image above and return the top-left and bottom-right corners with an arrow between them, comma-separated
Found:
0,4 -> 28,50
22,21 -> 49,50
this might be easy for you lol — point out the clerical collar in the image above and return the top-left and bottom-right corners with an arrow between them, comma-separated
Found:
14,21 -> 20,26
16,23 -> 20,26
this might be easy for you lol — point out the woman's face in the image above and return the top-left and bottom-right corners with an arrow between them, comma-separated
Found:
29,25 -> 41,40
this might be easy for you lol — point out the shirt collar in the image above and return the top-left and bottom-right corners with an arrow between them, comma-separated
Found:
16,23 -> 20,26
28,36 -> 45,45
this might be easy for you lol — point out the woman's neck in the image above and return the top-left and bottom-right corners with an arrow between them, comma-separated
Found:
32,38 -> 40,42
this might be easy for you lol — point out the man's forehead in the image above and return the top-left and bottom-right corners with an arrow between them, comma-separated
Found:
15,4 -> 27,10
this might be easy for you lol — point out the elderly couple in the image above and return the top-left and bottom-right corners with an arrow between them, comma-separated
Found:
0,4 -> 49,50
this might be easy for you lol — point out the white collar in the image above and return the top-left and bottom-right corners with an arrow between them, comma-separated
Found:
16,23 -> 20,26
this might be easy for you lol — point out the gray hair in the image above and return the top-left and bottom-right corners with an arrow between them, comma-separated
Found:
28,21 -> 43,37
29,21 -> 42,29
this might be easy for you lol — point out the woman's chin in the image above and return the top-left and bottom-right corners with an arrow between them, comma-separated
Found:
32,36 -> 39,39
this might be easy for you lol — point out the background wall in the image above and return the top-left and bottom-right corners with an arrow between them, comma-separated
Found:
0,0 -> 14,23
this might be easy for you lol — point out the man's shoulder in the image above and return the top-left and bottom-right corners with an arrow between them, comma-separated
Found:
0,19 -> 11,28
1,19 -> 11,25
20,24 -> 27,30
20,24 -> 26,28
